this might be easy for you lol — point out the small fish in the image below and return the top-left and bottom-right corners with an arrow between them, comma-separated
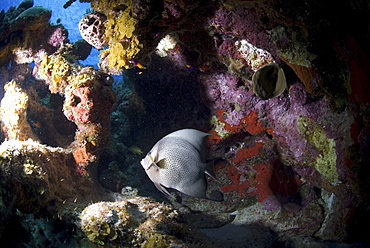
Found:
185,64 -> 194,69
32,121 -> 42,128
199,63 -> 210,72
128,146 -> 143,155
131,59 -> 146,69
136,62 -> 146,69
141,129 -> 223,201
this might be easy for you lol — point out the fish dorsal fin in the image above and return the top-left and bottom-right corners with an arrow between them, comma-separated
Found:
167,129 -> 209,150
167,129 -> 213,161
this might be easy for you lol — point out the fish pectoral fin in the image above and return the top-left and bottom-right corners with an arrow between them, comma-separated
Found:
205,161 -> 218,181
154,182 -> 172,197
156,158 -> 168,169
147,156 -> 167,170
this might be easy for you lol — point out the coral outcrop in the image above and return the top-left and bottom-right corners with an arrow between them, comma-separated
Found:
34,54 -> 116,173
113,0 -> 369,246
0,1 -> 116,245
78,0 -> 146,74
0,80 -> 37,141
0,139 -> 78,213
0,3 -> 68,66
0,0 -> 369,247
79,12 -> 108,49
79,197 -> 217,247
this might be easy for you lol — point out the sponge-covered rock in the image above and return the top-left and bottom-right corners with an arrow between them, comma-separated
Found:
79,12 -> 107,49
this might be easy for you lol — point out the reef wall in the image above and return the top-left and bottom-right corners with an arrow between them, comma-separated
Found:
0,0 -> 369,247
0,1 -> 117,246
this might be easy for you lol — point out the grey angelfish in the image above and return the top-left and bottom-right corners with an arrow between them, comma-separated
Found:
140,129 -> 223,201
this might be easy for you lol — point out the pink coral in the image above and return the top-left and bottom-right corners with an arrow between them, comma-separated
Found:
48,26 -> 68,48
65,86 -> 94,123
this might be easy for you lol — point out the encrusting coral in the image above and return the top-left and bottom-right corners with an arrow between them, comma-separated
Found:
78,0 -> 144,74
297,115 -> 339,185
79,196 -> 218,247
0,80 -> 38,141
0,139 -> 78,213
0,0 -> 369,246
35,53 -> 116,173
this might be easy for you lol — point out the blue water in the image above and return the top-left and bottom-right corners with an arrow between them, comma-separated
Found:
0,0 -> 100,67
1,0 -> 89,42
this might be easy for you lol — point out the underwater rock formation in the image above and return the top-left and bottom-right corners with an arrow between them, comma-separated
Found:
116,0 -> 369,246
79,12 -> 108,49
64,67 -> 115,172
0,139 -> 78,213
34,54 -> 116,172
0,0 -> 369,247
0,80 -> 38,141
0,2 -> 69,66
0,139 -> 86,247
81,0 -> 145,74
79,196 -> 218,247
0,1 -> 116,245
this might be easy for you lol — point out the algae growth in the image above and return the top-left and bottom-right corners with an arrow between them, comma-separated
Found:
298,115 -> 339,185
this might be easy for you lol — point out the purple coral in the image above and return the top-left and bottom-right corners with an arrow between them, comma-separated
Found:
48,26 -> 68,47
209,6 -> 275,54
202,73 -> 249,108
